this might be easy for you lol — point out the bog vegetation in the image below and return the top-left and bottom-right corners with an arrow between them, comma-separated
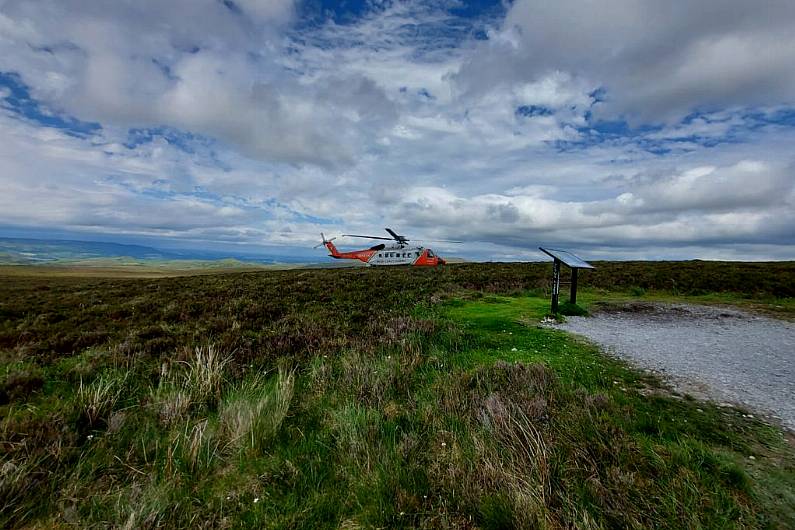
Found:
1,261 -> 794,528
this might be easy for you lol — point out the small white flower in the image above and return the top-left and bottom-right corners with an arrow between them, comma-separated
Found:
87,435 -> 94,440
441,442 -> 447,447
254,497 -> 259,504
748,455 -> 756,460
511,347 -> 517,352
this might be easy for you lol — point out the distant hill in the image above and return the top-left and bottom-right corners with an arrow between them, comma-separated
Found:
0,237 -> 179,264
0,237 -> 313,265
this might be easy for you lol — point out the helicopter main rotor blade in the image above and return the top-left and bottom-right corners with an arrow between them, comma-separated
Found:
342,234 -> 394,241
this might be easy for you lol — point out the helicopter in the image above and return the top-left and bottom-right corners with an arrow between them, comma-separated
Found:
315,228 -> 458,266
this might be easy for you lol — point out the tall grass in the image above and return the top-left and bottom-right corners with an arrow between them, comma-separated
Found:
328,403 -> 383,475
219,368 -> 295,455
118,480 -> 177,530
475,398 -> 551,528
148,344 -> 231,427
149,382 -> 192,427
181,344 -> 230,406
77,372 -> 128,426
0,456 -> 46,523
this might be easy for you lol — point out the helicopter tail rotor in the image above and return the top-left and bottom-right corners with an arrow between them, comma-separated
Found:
313,232 -> 337,249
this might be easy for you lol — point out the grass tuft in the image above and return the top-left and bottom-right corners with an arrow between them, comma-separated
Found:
118,480 -> 177,530
181,344 -> 230,406
219,368 -> 295,455
149,383 -> 192,427
0,457 -> 45,523
77,372 -> 128,427
171,418 -> 221,474
558,301 -> 588,316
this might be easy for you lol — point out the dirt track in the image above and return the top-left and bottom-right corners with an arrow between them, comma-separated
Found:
555,303 -> 795,430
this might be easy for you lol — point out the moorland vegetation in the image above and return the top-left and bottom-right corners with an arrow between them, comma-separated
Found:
1,261 -> 794,528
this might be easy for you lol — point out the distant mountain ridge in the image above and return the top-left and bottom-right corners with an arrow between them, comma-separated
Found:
0,238 -> 176,263
0,237 -> 309,265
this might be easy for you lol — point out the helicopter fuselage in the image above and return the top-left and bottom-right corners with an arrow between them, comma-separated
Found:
366,243 -> 443,266
324,240 -> 445,266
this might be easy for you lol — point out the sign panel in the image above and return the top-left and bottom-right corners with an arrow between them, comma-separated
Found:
538,247 -> 595,269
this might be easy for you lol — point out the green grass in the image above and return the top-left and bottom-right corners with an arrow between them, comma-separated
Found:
1,263 -> 794,528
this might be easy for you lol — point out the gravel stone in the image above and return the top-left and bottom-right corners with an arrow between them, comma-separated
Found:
554,303 -> 795,430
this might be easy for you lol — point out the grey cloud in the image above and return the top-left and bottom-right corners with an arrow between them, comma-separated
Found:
486,202 -> 520,223
455,0 -> 795,122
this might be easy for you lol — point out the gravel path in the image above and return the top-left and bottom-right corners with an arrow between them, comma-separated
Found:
555,303 -> 795,430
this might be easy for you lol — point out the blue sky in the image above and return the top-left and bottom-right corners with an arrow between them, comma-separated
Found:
0,0 -> 794,260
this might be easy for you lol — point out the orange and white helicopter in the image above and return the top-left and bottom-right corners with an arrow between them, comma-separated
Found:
315,228 -> 458,267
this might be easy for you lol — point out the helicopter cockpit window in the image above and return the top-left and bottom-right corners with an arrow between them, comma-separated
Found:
427,250 -> 435,257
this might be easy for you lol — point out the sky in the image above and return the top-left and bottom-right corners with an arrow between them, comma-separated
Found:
1,0 -> 794,261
